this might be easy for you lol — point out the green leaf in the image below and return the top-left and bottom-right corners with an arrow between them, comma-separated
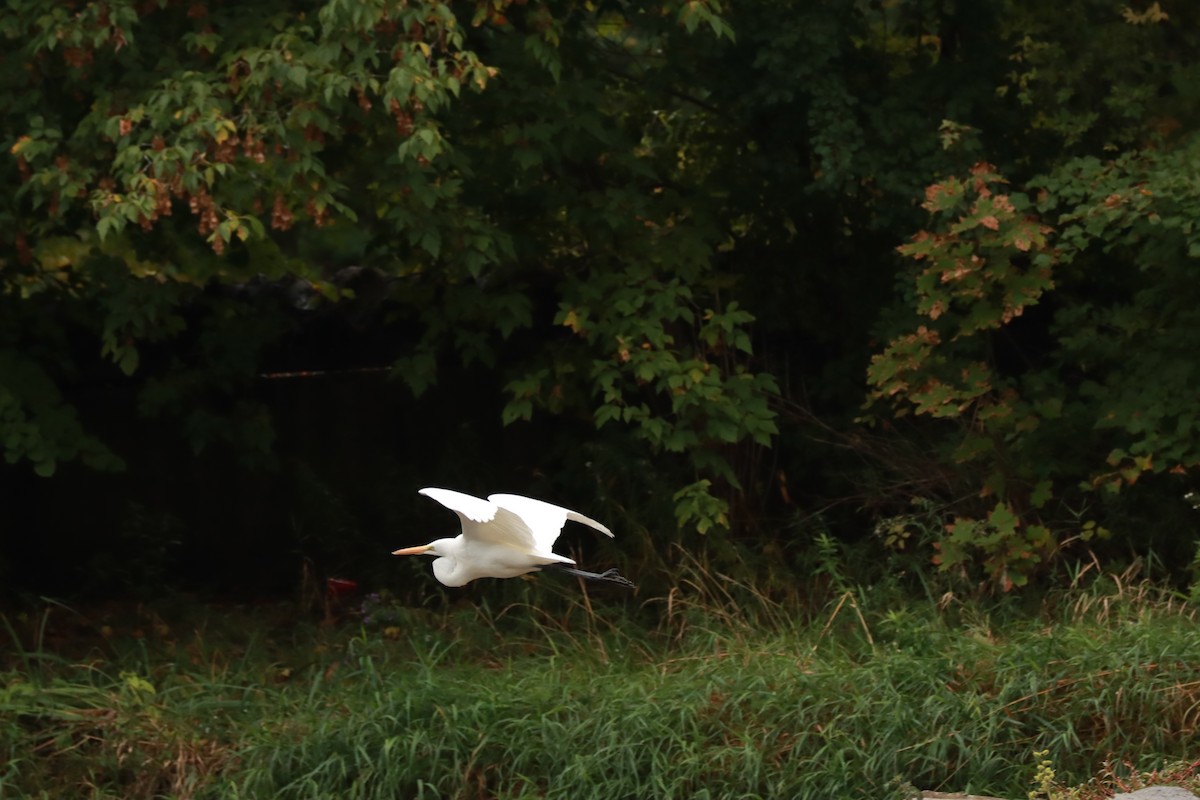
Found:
418,228 -> 441,259
1030,480 -> 1053,509
117,348 -> 139,376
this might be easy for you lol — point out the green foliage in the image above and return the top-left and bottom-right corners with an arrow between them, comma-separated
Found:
2,0 -> 502,472
0,0 -> 774,537
1028,749 -> 1080,800
5,582 -> 1200,798
859,2 -> 1200,584
6,0 -> 1200,591
0,349 -> 122,477
463,0 -> 773,532
869,139 -> 1200,587
997,0 -> 1200,154
544,267 -> 779,527
671,479 -> 729,534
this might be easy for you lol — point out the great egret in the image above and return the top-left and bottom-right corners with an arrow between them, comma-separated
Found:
392,487 -> 635,589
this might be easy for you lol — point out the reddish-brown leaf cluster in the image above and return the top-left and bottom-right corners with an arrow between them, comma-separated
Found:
389,98 -> 414,137
991,194 -> 1016,213
304,198 -> 328,227
302,124 -> 325,144
63,47 -> 94,69
242,130 -> 265,163
271,193 -> 294,231
151,179 -> 173,221
212,135 -> 238,164
14,232 -> 32,266
188,189 -> 220,237
205,126 -> 268,165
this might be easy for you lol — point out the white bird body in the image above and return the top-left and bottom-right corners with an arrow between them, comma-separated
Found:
393,487 -> 633,588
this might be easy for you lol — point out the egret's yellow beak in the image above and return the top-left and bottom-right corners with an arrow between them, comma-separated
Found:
391,544 -> 434,556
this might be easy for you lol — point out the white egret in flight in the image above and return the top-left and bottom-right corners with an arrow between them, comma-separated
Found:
392,487 -> 635,589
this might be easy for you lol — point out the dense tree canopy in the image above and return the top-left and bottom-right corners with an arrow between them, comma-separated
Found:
2,0 -> 1198,596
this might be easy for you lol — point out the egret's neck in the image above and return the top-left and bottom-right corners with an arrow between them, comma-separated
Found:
432,554 -> 470,587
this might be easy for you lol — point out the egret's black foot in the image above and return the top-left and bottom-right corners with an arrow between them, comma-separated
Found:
543,563 -> 637,589
597,569 -> 636,588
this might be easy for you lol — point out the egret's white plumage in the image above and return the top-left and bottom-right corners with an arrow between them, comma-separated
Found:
392,487 -> 633,588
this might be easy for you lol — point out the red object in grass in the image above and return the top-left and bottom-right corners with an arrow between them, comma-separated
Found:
326,577 -> 359,598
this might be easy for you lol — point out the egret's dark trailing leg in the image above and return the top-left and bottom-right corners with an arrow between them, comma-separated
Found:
543,564 -> 636,589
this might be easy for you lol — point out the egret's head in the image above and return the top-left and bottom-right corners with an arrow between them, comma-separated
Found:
391,538 -> 454,558
393,538 -> 468,587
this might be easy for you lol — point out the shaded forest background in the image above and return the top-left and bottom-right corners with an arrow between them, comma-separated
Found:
3,0 -> 1200,602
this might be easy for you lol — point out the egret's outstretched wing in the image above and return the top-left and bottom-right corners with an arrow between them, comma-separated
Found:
418,487 -> 497,524
418,487 -> 566,559
488,493 -> 614,553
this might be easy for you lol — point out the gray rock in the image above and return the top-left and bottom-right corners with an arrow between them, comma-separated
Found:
1112,788 -> 1198,800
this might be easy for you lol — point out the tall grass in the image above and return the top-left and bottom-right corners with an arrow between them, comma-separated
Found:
2,570 -> 1199,799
